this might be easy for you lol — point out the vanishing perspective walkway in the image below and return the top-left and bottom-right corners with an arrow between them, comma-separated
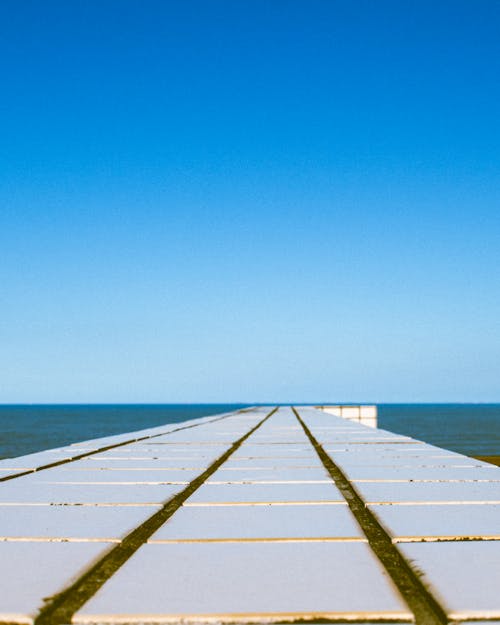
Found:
0,406 -> 499,624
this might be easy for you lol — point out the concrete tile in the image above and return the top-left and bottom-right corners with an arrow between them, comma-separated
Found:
91,445 -> 225,458
245,439 -> 311,446
230,448 -> 318,461
186,482 -> 344,505
399,541 -> 500,620
343,465 -> 500,482
138,435 -> 234,446
149,503 -> 363,541
320,436 -> 417,444
369,503 -> 500,541
232,444 -> 315,456
325,443 -> 445,455
0,450 -> 76,469
0,541 -> 112,624
355,481 -> 500,504
0,468 -> 25,478
28,468 -> 200,484
334,456 -> 483,469
0,505 -> 160,541
222,456 -> 323,468
80,458 -> 213,470
208,466 -> 331,483
74,542 -> 411,623
68,433 -> 147,447
149,433 -> 241,444
0,481 -> 184,505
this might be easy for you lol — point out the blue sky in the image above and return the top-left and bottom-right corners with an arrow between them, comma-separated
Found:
1,0 -> 499,402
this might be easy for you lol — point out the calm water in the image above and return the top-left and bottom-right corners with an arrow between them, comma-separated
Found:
0,404 -> 499,460
0,404 -> 247,460
378,403 -> 500,456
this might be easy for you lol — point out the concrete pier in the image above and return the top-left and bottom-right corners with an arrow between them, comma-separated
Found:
0,406 -> 499,624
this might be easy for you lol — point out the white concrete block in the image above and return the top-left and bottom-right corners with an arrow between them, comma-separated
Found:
208,466 -> 331,483
27,468 -> 200,484
340,407 -> 361,419
343,465 -> 500,482
369,503 -> 500,541
186,482 -> 344,505
334,455 -> 481,469
360,406 -> 377,419
231,444 -> 318,459
0,450 -> 76,470
91,444 -> 225,458
356,481 -> 500,504
0,505 -> 160,541
150,503 -> 363,541
0,481 -> 184,505
76,457 -> 213,470
0,541 -> 112,624
0,469 -> 24,478
74,542 -> 411,623
399,542 -> 500,620
222,456 -> 324,469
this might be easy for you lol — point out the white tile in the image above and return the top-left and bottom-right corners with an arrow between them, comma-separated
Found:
79,458 -> 213,469
150,503 -> 362,541
230,447 -> 318,460
335,456 -> 482,469
233,443 -> 315,454
222,456 -> 323,468
149,433 -> 241,444
27,468 -> 200,484
0,541 -> 112,624
343,465 -> 500,482
68,433 -> 145,447
0,481 -> 184,505
0,469 -> 25,478
0,505 -> 160,541
0,450 -> 75,469
399,542 -> 500,619
91,445 -> 225,458
354,481 -> 500,504
74,542 -> 411,623
208,466 -> 331,483
325,444 -> 446,455
320,437 -> 417,445
369,503 -> 500,541
186,482 -> 344,505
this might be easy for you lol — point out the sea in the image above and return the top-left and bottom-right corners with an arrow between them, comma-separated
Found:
0,404 -> 499,461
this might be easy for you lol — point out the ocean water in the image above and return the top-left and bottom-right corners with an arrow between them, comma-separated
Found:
0,404 -> 247,460
0,404 -> 499,460
378,403 -> 500,456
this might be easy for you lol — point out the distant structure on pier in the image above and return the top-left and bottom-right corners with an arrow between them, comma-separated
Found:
317,404 -> 378,427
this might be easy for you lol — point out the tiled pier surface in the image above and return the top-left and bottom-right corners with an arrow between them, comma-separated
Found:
0,407 -> 499,625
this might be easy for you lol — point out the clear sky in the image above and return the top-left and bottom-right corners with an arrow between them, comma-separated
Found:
1,1 -> 499,403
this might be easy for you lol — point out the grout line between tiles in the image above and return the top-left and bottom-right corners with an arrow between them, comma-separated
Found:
292,407 -> 449,625
32,407 -> 278,625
